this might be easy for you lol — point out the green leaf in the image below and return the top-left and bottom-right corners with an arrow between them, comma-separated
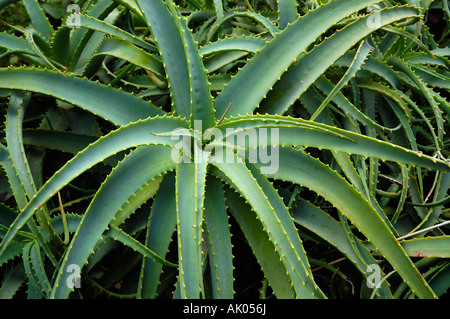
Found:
0,263 -> 26,298
73,14 -> 157,52
136,0 -> 191,119
6,92 -> 37,200
177,9 -> 216,129
0,32 -> 33,52
292,200 -> 393,298
255,147 -> 436,299
138,173 -> 177,299
175,147 -> 209,298
199,36 -> 266,56
0,68 -> 164,125
214,114 -> 450,172
23,0 -> 53,41
277,0 -> 298,29
260,5 -> 420,115
51,26 -> 71,66
400,236 -> 450,258
82,36 -> 165,78
203,175 -> 233,299
0,116 -> 188,262
428,263 -> 450,297
387,56 -> 445,141
65,0 -> 118,71
22,129 -> 98,155
310,39 -> 374,121
5,92 -> 59,266
213,0 -> 384,118
211,150 -> 325,298
225,188 -> 295,298
51,145 -> 176,298
105,225 -> 177,267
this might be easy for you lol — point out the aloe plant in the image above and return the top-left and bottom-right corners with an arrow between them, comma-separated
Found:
0,0 -> 449,299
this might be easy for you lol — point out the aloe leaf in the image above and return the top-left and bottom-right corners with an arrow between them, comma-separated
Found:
138,173 -> 177,299
0,240 -> 26,266
413,66 -> 450,90
0,149 -> 51,264
135,0 -> 191,119
293,200 -> 393,298
213,0 -> 384,118
312,76 -> 397,132
387,56 -> 444,141
22,129 -> 122,169
417,172 -> 450,231
0,144 -> 28,209
6,92 -> 37,199
23,0 -> 53,41
5,92 -> 59,266
260,5 -> 420,115
177,9 -> 216,129
255,147 -> 436,299
203,175 -> 233,299
357,78 -> 441,151
51,145 -> 176,298
245,162 -> 323,298
400,236 -> 450,258
29,241 -> 51,296
0,32 -> 33,52
405,52 -> 448,68
0,263 -> 26,298
428,263 -> 450,297
203,51 -> 248,74
212,0 -> 223,37
51,26 -> 71,67
65,0 -> 119,71
334,51 -> 402,88
310,39 -> 374,121
72,14 -> 157,52
277,0 -> 298,29
225,188 -> 295,298
199,36 -> 266,56
22,129 -> 98,155
0,116 -> 188,260
211,11 -> 279,38
381,25 -> 436,57
112,0 -> 140,14
431,47 -> 450,57
22,242 -> 44,298
82,36 -> 164,78
0,68 -> 164,125
214,115 -> 450,172
105,225 -> 177,267
175,147 -> 209,299
211,150 -> 325,298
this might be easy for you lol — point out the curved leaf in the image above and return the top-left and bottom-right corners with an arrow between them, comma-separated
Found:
254,147 -> 436,299
136,0 -> 191,118
260,5 -> 420,115
175,147 -> 209,298
0,68 -> 164,126
138,173 -> 177,299
51,145 -> 176,298
82,37 -> 164,78
213,0 -> 383,118
203,175 -> 234,299
401,236 -> 450,258
0,116 -> 189,260
214,114 -> 450,172
211,150 -> 325,298
225,188 -> 295,298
